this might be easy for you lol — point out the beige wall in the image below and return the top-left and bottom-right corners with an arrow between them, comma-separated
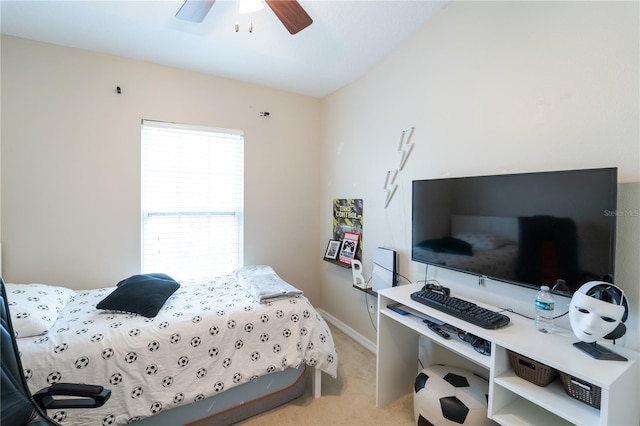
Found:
319,1 -> 640,350
1,36 -> 322,304
1,1 -> 639,352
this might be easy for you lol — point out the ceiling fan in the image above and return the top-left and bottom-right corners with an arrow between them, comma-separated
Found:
175,0 -> 313,35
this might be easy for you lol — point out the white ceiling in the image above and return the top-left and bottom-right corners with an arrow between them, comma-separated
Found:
0,0 -> 446,98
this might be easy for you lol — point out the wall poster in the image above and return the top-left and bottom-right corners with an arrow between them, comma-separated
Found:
332,199 -> 363,262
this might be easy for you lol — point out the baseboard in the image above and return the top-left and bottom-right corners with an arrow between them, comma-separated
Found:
317,308 -> 377,354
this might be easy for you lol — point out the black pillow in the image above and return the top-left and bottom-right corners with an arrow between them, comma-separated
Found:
439,237 -> 473,256
416,238 -> 442,251
97,273 -> 180,317
417,237 -> 473,256
116,272 -> 176,287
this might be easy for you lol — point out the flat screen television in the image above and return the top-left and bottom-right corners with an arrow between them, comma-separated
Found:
411,167 -> 617,295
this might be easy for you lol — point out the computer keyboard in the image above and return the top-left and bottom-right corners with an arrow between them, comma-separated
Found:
410,288 -> 510,329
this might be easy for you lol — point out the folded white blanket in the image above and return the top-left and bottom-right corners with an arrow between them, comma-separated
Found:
233,265 -> 303,302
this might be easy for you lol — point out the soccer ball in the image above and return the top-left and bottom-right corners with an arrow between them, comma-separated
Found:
413,364 -> 493,425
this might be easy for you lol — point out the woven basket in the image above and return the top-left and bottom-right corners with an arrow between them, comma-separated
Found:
508,350 -> 558,387
560,372 -> 602,409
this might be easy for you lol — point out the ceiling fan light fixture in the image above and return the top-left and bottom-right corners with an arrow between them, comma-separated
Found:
235,0 -> 261,33
177,0 -> 312,35
238,0 -> 264,15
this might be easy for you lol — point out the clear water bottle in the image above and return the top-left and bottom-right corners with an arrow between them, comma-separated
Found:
535,285 -> 555,333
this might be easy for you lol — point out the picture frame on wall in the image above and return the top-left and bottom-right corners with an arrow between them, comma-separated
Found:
324,240 -> 341,260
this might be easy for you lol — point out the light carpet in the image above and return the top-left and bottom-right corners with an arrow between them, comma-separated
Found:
238,324 -> 415,425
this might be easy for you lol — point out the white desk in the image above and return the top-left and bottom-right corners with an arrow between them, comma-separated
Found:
376,283 -> 639,426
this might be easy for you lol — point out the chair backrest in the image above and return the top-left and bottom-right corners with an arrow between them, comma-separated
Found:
1,278 -> 53,425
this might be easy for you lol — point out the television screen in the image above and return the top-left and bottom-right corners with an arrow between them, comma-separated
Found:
411,168 -> 617,295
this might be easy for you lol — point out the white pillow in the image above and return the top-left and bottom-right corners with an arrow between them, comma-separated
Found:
5,283 -> 76,338
454,233 -> 509,250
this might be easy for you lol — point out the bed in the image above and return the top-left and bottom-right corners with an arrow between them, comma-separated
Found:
6,266 -> 338,425
412,215 -> 519,280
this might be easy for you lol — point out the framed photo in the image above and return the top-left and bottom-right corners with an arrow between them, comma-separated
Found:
324,240 -> 341,260
338,232 -> 360,265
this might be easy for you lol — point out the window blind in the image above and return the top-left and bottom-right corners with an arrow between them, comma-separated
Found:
141,120 -> 244,281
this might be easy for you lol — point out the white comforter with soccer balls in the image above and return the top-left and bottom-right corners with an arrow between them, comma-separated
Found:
17,272 -> 338,425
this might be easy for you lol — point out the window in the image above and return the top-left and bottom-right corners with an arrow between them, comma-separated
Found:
141,120 -> 244,281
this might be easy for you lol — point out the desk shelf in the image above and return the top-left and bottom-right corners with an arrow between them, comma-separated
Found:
376,283 -> 639,426
380,307 -> 490,369
493,369 -> 598,425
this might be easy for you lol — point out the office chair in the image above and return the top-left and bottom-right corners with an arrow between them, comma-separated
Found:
1,278 -> 111,425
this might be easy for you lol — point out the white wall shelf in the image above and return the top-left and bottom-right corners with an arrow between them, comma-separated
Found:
376,283 -> 639,426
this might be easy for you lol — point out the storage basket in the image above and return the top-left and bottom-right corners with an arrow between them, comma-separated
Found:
559,372 -> 602,409
508,350 -> 558,387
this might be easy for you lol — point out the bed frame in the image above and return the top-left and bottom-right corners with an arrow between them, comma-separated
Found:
134,365 -> 322,425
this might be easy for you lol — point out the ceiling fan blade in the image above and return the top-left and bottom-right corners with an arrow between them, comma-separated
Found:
265,0 -> 313,35
175,0 -> 216,23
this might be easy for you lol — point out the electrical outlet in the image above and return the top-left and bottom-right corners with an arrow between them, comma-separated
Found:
368,299 -> 376,314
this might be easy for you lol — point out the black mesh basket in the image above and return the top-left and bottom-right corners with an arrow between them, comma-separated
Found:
560,372 -> 602,409
508,350 -> 558,387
